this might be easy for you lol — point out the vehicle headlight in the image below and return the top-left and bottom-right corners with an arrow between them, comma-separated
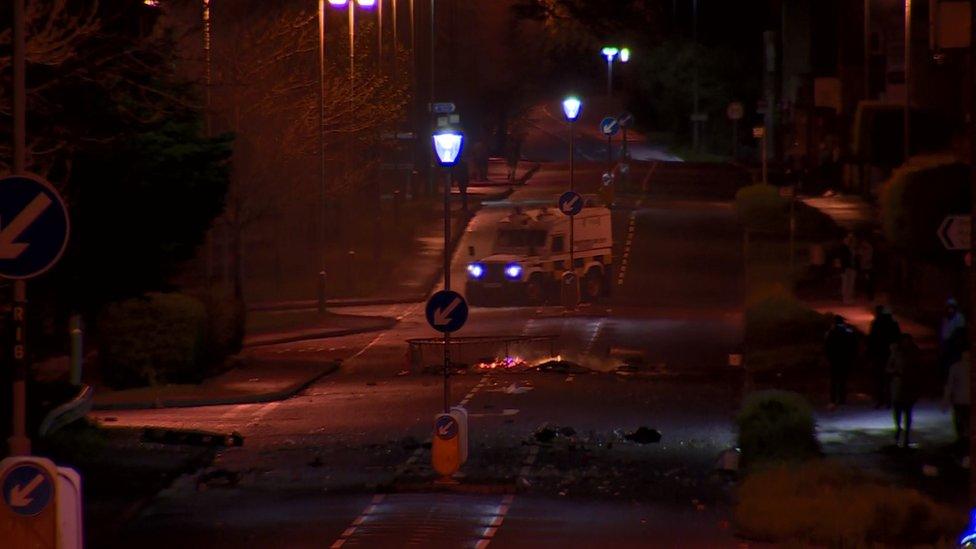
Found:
504,263 -> 523,280
467,263 -> 486,279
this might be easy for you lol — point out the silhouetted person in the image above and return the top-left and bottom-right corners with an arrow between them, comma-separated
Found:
867,305 -> 900,408
452,159 -> 470,212
888,333 -> 922,447
824,315 -> 857,409
939,298 -> 966,380
944,350 -> 971,454
471,140 -> 489,181
505,135 -> 522,183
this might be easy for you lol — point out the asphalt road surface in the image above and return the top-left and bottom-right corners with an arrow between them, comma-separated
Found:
91,159 -> 749,548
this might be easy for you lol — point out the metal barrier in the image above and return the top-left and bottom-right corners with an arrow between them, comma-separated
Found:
406,335 -> 558,372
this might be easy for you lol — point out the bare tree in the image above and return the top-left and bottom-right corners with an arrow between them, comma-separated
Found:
204,2 -> 411,298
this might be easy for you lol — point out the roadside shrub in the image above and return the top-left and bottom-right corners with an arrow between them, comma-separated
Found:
744,292 -> 831,349
98,292 -> 207,388
736,390 -> 819,466
735,184 -> 787,234
735,460 -> 963,545
880,154 -> 968,262
200,295 -> 245,365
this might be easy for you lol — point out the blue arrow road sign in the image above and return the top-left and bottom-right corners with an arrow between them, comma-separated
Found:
435,415 -> 459,440
558,191 -> 583,216
426,290 -> 468,333
2,463 -> 54,517
0,175 -> 70,279
600,117 -> 620,137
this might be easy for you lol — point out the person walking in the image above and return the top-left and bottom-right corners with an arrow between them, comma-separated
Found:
944,350 -> 971,454
452,158 -> 470,212
825,315 -> 857,409
888,333 -> 922,447
857,236 -> 875,300
505,133 -> 522,184
867,305 -> 901,409
839,233 -> 857,304
939,298 -> 967,380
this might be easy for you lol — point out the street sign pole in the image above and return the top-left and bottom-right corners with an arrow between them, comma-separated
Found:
10,0 -> 29,457
569,118 -> 577,299
443,168 -> 451,413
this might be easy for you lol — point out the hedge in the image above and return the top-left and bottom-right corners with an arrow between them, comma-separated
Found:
98,292 -> 208,388
880,154 -> 969,262
735,460 -> 963,545
736,390 -> 820,466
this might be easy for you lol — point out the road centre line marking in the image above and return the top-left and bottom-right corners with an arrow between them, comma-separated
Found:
617,210 -> 638,286
330,494 -> 387,547
331,373 -> 495,548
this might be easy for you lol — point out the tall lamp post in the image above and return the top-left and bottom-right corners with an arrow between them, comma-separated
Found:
601,46 -> 619,96
317,0 -> 329,314
432,128 -> 464,412
562,96 -> 582,288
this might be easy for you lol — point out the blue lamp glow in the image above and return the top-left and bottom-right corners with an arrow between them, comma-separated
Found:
356,0 -> 376,7
467,263 -> 485,280
432,130 -> 464,166
620,47 -> 631,63
504,263 -> 523,280
960,508 -> 976,546
601,46 -> 619,61
328,0 -> 348,5
562,96 -> 582,122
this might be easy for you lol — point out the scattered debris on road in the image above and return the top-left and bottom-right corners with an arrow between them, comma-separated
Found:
622,427 -> 662,444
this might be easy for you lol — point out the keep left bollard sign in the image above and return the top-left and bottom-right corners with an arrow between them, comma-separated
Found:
0,174 -> 71,280
0,456 -> 60,548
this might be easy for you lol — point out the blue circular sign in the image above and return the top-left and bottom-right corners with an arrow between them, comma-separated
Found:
435,415 -> 459,440
426,290 -> 468,333
2,463 -> 54,516
558,191 -> 583,216
0,175 -> 70,279
600,117 -> 620,137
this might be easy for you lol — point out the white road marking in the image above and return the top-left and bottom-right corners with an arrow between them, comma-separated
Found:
617,210 -> 638,286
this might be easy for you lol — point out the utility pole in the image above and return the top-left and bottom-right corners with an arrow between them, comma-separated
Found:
318,0 -> 329,315
968,0 -> 976,505
691,0 -> 700,153
9,0 -> 30,457
904,0 -> 912,165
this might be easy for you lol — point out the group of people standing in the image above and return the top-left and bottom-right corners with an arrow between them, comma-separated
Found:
823,300 -> 970,451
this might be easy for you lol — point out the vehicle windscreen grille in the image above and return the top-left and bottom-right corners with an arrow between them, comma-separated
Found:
484,263 -> 506,282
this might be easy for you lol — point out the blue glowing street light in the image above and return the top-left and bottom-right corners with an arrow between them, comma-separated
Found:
601,46 -> 630,96
433,128 -> 464,293
432,129 -> 464,167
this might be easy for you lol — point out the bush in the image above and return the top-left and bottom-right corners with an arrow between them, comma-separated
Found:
736,390 -> 819,466
98,293 -> 207,388
735,184 -> 787,234
745,292 -> 831,350
880,155 -> 968,262
200,295 -> 245,364
735,460 -> 964,545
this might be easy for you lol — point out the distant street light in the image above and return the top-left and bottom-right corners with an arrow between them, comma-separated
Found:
562,95 -> 582,306
601,46 -> 629,96
601,46 -> 618,96
561,96 -> 581,192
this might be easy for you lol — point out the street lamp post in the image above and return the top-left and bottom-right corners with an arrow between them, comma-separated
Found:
318,0 -> 328,314
563,96 -> 582,282
601,46 -> 619,96
432,128 -> 464,412
904,0 -> 912,165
